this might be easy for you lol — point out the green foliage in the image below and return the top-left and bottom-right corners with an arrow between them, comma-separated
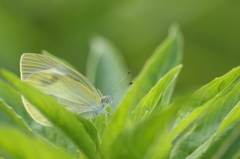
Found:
0,100 -> 35,137
1,70 -> 100,159
0,125 -> 75,159
86,36 -> 131,109
0,25 -> 239,159
131,65 -> 182,122
103,25 -> 183,152
186,101 -> 240,159
0,79 -> 30,122
171,66 -> 240,139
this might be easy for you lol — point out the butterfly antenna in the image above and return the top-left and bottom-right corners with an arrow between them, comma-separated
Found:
109,82 -> 133,95
108,70 -> 131,95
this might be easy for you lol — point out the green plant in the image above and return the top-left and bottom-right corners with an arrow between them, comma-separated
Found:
0,25 -> 239,159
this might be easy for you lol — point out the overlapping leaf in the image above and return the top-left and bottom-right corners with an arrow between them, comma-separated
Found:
103,64 -> 182,158
103,24 -> 183,152
104,106 -> 179,159
186,101 -> 240,159
0,79 -> 31,123
170,70 -> 240,159
86,36 -> 130,138
87,36 -> 131,109
0,76 -> 77,155
200,122 -> 240,159
1,70 -> 100,159
0,125 -> 75,159
171,66 -> 240,139
132,65 -> 182,122
0,100 -> 34,137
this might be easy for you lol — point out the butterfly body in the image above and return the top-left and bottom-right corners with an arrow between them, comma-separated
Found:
20,53 -> 111,126
90,95 -> 112,116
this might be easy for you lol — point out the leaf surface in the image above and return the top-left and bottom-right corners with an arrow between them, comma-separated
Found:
0,100 -> 35,137
170,68 -> 240,159
132,65 -> 182,122
104,106 -> 178,159
103,24 -> 183,151
1,70 -> 100,159
0,125 -> 75,159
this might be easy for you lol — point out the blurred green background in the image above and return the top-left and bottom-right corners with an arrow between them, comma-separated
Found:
0,0 -> 239,90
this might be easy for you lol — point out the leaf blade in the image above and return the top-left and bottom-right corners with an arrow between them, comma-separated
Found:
1,70 -> 100,159
132,64 -> 182,122
103,24 -> 183,151
186,102 -> 240,159
170,69 -> 240,159
87,35 -> 131,109
0,100 -> 35,137
171,66 -> 240,139
0,125 -> 76,159
104,106 -> 178,159
0,79 -> 32,123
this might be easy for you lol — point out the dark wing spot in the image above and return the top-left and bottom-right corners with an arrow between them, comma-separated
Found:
40,74 -> 59,85
40,79 -> 51,85
50,75 -> 59,83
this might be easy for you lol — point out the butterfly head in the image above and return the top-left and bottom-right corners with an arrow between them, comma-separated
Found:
101,95 -> 113,105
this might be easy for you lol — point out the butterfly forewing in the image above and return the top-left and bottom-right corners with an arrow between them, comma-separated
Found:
27,72 -> 100,106
20,53 -> 102,99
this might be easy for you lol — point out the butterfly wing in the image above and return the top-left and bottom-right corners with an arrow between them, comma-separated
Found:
22,72 -> 101,125
22,98 -> 52,125
20,53 -> 102,99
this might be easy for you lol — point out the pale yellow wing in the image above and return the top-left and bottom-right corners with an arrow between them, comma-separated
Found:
20,53 -> 102,99
22,98 -> 51,126
23,72 -> 101,125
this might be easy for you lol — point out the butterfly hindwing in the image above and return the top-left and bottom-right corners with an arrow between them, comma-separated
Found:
22,98 -> 52,126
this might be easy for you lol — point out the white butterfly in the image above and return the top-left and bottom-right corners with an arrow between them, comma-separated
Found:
20,53 -> 112,126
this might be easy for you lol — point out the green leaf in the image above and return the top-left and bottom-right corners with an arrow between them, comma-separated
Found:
104,106 -> 179,159
186,102 -> 240,159
91,106 -> 114,140
0,125 -> 75,159
0,100 -> 35,137
33,125 -> 78,155
171,66 -> 240,139
41,50 -> 77,70
87,36 -> 131,110
170,71 -> 240,159
86,36 -> 129,139
200,121 -> 240,159
1,70 -> 100,159
232,153 -> 240,159
103,24 -> 183,151
0,77 -> 77,155
132,65 -> 182,122
215,102 -> 240,137
0,79 -> 32,123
